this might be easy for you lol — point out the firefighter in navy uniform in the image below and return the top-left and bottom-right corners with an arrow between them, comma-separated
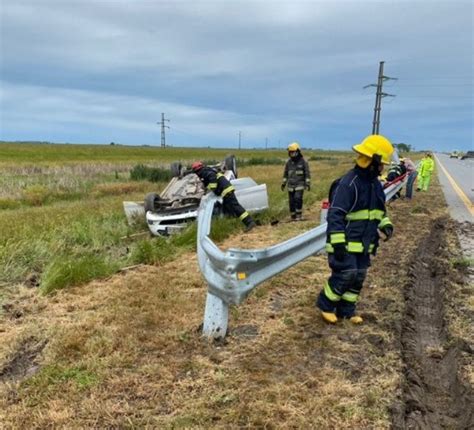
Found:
191,161 -> 257,231
316,135 -> 394,324
281,142 -> 311,220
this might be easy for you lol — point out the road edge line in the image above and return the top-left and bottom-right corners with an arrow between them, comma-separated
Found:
434,154 -> 474,216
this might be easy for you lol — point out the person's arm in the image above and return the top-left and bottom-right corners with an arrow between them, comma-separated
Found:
281,161 -> 289,190
304,159 -> 311,190
327,181 -> 354,248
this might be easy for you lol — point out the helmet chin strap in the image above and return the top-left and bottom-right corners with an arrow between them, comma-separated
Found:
369,154 -> 383,177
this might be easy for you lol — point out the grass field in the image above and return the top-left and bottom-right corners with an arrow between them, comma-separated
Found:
0,142 -> 350,293
1,142 -> 471,428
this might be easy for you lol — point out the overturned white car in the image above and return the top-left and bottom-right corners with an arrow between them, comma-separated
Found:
124,156 -> 268,236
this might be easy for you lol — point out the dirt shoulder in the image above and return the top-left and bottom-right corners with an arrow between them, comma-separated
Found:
1,178 -> 472,428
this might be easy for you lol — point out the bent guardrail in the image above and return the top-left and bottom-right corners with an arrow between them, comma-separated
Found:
197,176 -> 407,338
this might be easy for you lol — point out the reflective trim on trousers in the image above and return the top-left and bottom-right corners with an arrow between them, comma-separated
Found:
324,281 -> 341,302
239,211 -> 249,220
341,291 -> 359,303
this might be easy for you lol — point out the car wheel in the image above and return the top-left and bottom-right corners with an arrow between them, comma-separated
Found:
224,155 -> 238,178
170,162 -> 182,177
144,192 -> 160,212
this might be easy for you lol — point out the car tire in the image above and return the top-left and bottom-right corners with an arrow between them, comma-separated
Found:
224,155 -> 238,178
144,192 -> 160,212
170,162 -> 182,177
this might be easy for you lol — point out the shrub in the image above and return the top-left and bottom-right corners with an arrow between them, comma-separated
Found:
0,198 -> 21,210
22,185 -> 50,206
130,164 -> 172,182
237,157 -> 284,166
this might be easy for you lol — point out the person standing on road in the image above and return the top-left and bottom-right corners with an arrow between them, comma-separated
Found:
316,135 -> 394,324
416,153 -> 434,192
191,161 -> 257,232
401,157 -> 417,199
281,142 -> 311,221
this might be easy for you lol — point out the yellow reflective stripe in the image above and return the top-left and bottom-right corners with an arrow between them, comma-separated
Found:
207,183 -> 217,190
216,173 -> 224,178
342,291 -> 359,303
330,232 -> 346,244
324,282 -> 341,302
239,211 -> 249,220
347,242 -> 364,252
282,178 -> 287,183
371,209 -> 384,220
294,186 -> 305,191
296,170 -> 304,174
346,209 -> 384,221
379,217 -> 392,229
221,185 -> 235,197
305,178 -> 311,183
327,242 -> 376,253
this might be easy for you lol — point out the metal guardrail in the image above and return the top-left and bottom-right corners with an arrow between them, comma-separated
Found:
197,176 -> 407,338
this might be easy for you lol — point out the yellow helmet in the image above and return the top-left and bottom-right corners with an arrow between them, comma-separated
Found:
352,135 -> 394,165
288,142 -> 300,152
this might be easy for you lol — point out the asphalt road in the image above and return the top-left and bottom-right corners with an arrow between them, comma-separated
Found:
434,153 -> 473,223
434,153 -> 473,258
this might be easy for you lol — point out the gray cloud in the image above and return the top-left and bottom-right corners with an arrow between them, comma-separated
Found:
0,0 -> 472,150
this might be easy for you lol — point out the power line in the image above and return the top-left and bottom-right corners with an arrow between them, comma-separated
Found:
156,113 -> 170,148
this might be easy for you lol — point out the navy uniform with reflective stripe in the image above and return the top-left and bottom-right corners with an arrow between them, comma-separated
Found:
197,167 -> 254,226
282,155 -> 311,218
317,165 -> 393,318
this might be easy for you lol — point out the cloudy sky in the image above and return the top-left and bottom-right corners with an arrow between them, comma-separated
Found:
0,0 -> 472,151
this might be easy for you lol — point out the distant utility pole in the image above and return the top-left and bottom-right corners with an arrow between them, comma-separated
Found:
238,131 -> 242,150
363,61 -> 397,135
157,113 -> 170,148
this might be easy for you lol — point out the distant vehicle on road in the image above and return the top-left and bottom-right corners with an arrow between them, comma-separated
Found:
460,151 -> 474,160
449,150 -> 460,158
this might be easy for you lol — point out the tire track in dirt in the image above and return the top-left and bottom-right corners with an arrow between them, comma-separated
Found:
393,217 -> 473,429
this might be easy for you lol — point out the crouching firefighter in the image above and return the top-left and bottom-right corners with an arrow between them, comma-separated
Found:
316,135 -> 394,324
191,161 -> 257,232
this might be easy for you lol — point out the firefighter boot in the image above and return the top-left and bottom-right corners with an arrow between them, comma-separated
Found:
349,315 -> 363,324
321,311 -> 338,324
244,220 -> 257,232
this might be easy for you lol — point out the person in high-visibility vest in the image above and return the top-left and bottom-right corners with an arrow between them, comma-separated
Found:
416,153 -> 435,191
192,161 -> 257,231
316,135 -> 394,324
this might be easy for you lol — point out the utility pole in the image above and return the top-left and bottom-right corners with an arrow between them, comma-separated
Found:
238,131 -> 242,150
157,113 -> 170,148
363,61 -> 397,135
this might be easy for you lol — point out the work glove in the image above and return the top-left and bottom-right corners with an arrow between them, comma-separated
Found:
305,183 -> 311,191
281,183 -> 286,191
380,226 -> 394,241
333,243 -> 346,262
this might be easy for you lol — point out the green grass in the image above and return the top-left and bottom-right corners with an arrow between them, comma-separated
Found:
24,365 -> 99,391
0,142 -> 356,293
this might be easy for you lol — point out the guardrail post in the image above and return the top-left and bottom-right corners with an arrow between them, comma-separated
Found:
203,292 -> 229,339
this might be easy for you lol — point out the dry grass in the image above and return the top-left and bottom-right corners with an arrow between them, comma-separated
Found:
1,164 -> 466,428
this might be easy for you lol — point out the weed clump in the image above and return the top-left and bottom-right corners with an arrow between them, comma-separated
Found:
40,253 -> 119,295
130,164 -> 173,182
